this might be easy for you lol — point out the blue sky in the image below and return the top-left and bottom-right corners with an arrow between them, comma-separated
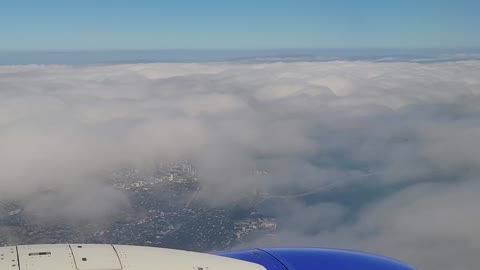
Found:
1,0 -> 479,50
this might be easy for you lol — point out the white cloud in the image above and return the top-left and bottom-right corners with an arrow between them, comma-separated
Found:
1,61 -> 480,269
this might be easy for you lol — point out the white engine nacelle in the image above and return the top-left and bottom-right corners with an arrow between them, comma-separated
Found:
0,244 -> 266,270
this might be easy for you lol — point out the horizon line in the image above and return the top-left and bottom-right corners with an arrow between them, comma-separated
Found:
1,47 -> 480,53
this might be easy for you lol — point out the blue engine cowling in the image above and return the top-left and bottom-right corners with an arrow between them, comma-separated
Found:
215,248 -> 415,270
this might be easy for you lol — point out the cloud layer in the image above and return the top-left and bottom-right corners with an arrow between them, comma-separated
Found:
1,61 -> 480,269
